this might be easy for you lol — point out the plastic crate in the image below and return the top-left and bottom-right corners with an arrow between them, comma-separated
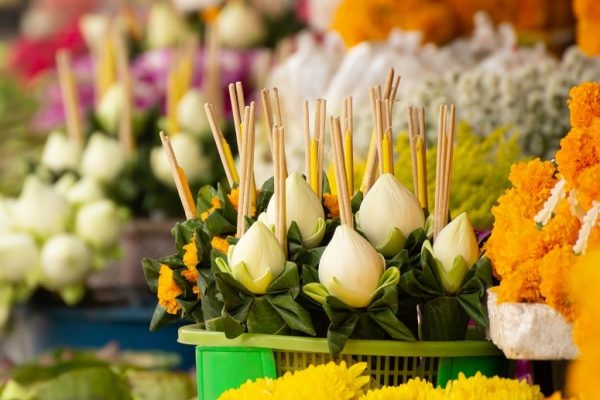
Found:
178,325 -> 508,400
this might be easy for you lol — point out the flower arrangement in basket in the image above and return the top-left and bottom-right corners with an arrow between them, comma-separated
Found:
484,82 -> 600,360
143,69 -> 493,356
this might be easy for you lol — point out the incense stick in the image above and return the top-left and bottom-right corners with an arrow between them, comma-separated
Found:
331,117 -> 352,227
407,106 -> 419,196
204,103 -> 238,185
260,88 -> 274,154
317,99 -> 326,199
229,83 -> 242,151
56,50 -> 84,145
159,132 -> 196,219
303,100 -> 311,181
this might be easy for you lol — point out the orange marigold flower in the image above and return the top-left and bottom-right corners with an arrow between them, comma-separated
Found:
157,264 -> 182,315
228,188 -> 239,210
567,82 -> 600,129
538,245 -> 577,321
200,196 -> 223,221
494,260 -> 543,304
322,193 -> 340,219
182,234 -> 199,284
211,236 -> 230,254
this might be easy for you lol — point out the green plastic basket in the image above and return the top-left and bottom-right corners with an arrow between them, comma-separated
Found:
179,325 -> 508,400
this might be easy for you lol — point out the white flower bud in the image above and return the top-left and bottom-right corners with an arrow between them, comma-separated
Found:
0,233 -> 38,283
40,131 -> 82,172
178,90 -> 210,136
264,172 -> 325,248
96,84 -> 125,133
66,178 -> 105,205
226,221 -> 286,294
428,212 -> 480,294
319,225 -> 385,308
217,1 -> 265,48
40,234 -> 92,289
14,177 -> 70,237
81,133 -> 126,183
358,173 -> 425,256
76,200 -> 122,249
150,133 -> 207,186
146,2 -> 190,49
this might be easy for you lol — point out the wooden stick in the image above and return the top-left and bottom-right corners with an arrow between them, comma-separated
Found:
383,68 -> 394,100
417,107 -> 428,210
56,50 -> 84,145
361,129 -> 378,194
303,100 -> 311,182
235,81 -> 245,116
236,120 -> 248,237
159,132 -> 196,219
434,106 -> 444,238
229,83 -> 243,151
442,105 -> 456,230
376,100 -> 385,174
272,87 -> 283,126
273,126 -> 287,248
246,103 -> 257,216
204,103 -> 238,185
113,27 -> 134,154
343,97 -> 354,194
260,88 -> 274,154
391,75 -> 401,103
278,126 -> 287,252
317,99 -> 326,199
331,117 -> 352,227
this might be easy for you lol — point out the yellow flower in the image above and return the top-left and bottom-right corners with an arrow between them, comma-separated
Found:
211,236 -> 230,254
157,264 -> 182,315
219,362 -> 369,400
201,196 -> 223,221
360,377 -> 442,399
181,234 -> 199,284
568,249 -> 600,398
444,372 -> 544,399
323,193 -> 340,219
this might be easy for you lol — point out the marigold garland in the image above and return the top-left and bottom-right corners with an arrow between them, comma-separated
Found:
157,264 -> 182,314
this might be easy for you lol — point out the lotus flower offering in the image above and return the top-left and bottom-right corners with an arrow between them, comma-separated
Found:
144,69 -> 492,355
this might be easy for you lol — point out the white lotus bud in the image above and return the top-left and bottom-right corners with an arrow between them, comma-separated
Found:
40,131 -> 82,172
146,2 -> 190,49
14,176 -> 70,237
178,90 -> 210,136
0,233 -> 38,283
40,234 -> 92,289
79,13 -> 110,51
81,133 -> 126,183
319,225 -> 385,308
96,84 -> 125,133
263,172 -> 325,248
358,173 -> 425,257
428,212 -> 480,294
150,133 -> 207,186
54,174 -> 77,196
76,200 -> 122,249
217,1 -> 265,48
0,199 -> 16,234
225,221 -> 286,294
66,178 -> 105,205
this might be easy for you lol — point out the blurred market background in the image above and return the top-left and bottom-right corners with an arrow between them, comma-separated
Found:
0,0 -> 598,398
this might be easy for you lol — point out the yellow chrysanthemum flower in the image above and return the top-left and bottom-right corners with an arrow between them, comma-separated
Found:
360,377 -> 442,400
219,362 -> 369,400
444,373 -> 543,400
157,264 -> 182,315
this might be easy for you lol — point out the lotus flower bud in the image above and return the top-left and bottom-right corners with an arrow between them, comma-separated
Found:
428,212 -> 480,294
0,233 -> 38,283
96,84 -> 125,133
319,225 -> 385,308
81,133 -> 126,183
178,89 -> 210,136
40,234 -> 92,289
40,131 -> 82,172
66,178 -> 105,205
357,173 -> 425,257
263,172 -> 326,248
150,133 -> 207,186
0,199 -> 16,234
14,177 -> 70,237
217,1 -> 265,48
225,221 -> 286,294
54,174 -> 77,196
146,2 -> 190,49
76,200 -> 123,249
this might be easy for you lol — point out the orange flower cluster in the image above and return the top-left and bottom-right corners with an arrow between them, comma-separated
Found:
331,0 -> 573,46
157,264 -> 183,314
574,0 -> 600,55
182,235 -> 200,294
322,193 -> 340,219
211,236 -> 230,254
200,196 -> 223,221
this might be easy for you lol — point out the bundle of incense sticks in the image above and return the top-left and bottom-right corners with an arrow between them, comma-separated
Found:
260,87 -> 288,177
272,125 -> 287,250
330,117 -> 353,227
204,102 -> 239,186
235,102 -> 257,237
361,68 -> 401,194
56,50 -> 83,146
303,99 -> 326,197
159,132 -> 196,219
433,105 -> 456,238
